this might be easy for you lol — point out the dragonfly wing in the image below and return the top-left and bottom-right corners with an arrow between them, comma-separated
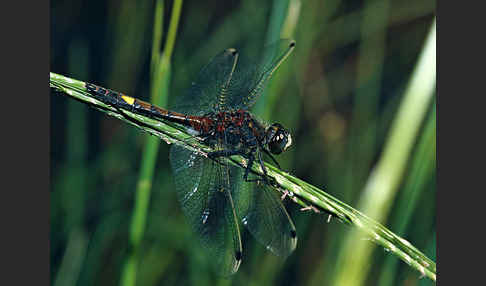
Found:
225,39 -> 296,110
172,49 -> 239,115
169,145 -> 242,275
232,175 -> 298,257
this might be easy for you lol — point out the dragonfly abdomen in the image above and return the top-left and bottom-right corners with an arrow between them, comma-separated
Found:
85,82 -> 212,132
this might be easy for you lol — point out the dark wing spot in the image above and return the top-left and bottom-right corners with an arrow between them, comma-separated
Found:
235,251 -> 242,261
290,230 -> 297,238
289,41 -> 296,48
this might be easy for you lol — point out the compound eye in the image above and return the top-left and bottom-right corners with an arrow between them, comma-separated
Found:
267,124 -> 292,154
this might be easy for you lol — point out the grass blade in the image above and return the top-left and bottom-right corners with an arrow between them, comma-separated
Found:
120,1 -> 183,285
333,19 -> 436,285
50,69 -> 436,281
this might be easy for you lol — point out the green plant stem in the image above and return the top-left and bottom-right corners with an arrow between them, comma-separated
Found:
345,0 -> 389,199
253,0 -> 288,118
120,1 -> 183,286
333,19 -> 436,285
378,102 -> 436,286
150,0 -> 164,76
50,70 -> 436,281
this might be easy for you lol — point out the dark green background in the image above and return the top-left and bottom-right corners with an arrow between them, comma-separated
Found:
50,0 -> 436,285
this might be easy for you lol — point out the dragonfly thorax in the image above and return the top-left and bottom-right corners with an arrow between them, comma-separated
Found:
196,110 -> 266,149
193,110 -> 292,157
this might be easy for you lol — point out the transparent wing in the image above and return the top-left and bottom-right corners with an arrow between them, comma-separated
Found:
232,173 -> 297,257
169,145 -> 242,275
172,49 -> 239,115
173,39 -> 295,114
225,39 -> 296,110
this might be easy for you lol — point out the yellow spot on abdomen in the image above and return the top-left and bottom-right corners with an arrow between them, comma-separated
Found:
121,95 -> 135,105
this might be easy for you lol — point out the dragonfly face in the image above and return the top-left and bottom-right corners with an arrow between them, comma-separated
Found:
265,123 -> 292,155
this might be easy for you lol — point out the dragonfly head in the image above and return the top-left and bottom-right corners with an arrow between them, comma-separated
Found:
266,123 -> 292,155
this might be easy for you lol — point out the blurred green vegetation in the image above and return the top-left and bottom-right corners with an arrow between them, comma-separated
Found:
50,0 -> 436,285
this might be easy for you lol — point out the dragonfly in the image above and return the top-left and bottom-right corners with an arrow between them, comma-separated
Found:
85,39 -> 297,275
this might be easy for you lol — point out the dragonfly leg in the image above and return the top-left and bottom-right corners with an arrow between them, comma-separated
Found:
243,151 -> 278,187
208,148 -> 278,188
261,148 -> 281,170
259,151 -> 279,187
242,152 -> 256,182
